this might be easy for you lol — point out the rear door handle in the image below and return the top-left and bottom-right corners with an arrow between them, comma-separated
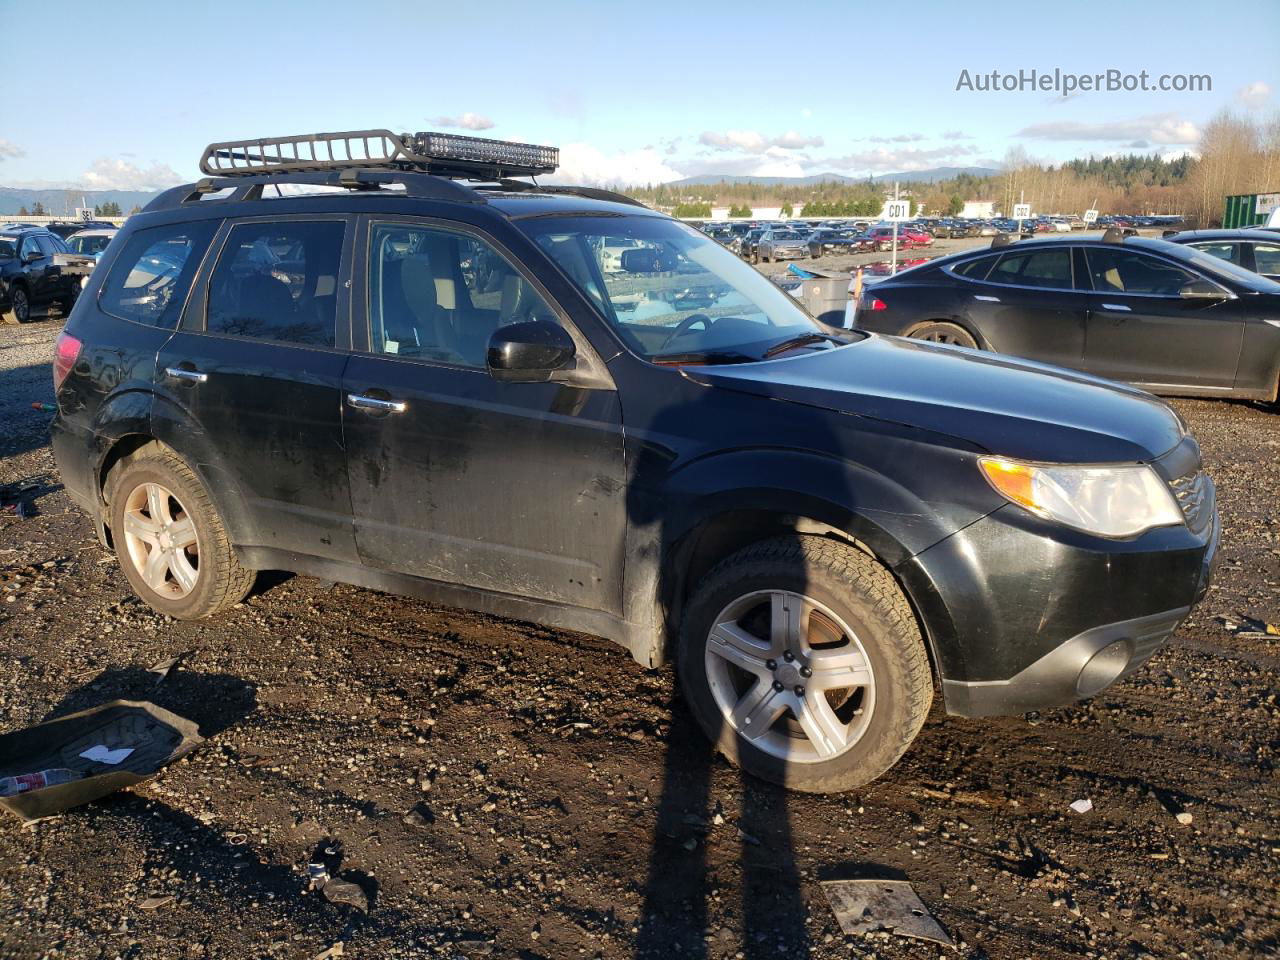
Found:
1099,303 -> 1132,312
164,367 -> 208,383
346,393 -> 407,414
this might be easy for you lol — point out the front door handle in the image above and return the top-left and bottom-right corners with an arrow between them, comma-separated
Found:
1099,303 -> 1132,312
346,393 -> 407,414
164,367 -> 208,383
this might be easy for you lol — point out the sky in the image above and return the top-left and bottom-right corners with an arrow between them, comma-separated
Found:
1,0 -> 1277,191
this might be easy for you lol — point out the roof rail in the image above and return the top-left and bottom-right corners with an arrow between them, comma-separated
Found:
483,179 -> 649,209
143,168 -> 485,213
200,129 -> 558,180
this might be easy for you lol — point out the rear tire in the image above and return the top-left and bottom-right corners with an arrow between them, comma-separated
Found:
677,536 -> 932,793
107,446 -> 255,619
906,321 -> 978,349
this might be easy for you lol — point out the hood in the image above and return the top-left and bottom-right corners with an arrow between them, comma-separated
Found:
686,334 -> 1185,463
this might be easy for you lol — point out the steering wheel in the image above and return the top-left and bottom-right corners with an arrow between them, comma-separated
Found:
658,313 -> 714,351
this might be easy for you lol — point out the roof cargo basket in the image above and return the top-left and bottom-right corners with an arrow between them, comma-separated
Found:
200,129 -> 559,180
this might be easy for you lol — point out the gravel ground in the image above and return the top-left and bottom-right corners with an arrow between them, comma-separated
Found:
1,318 -> 1277,960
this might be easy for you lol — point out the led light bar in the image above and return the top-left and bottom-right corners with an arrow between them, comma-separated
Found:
199,129 -> 559,179
402,132 -> 559,175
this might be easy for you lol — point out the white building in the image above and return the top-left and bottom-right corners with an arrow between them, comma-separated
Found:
961,201 -> 995,219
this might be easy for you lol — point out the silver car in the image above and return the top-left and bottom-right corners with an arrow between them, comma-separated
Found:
756,228 -> 809,263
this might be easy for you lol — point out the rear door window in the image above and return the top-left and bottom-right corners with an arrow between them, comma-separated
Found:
1252,242 -> 1280,275
987,248 -> 1074,289
951,254 -> 999,280
206,220 -> 346,347
1085,248 -> 1196,296
99,221 -> 219,328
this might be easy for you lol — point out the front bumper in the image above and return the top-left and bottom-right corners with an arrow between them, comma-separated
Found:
898,494 -> 1219,717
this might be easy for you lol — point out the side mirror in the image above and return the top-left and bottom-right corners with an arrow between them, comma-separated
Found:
620,248 -> 663,273
24,250 -> 43,263
1179,279 -> 1229,300
486,320 -> 576,383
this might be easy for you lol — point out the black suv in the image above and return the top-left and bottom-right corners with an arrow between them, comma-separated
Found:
1,226 -> 86,324
51,130 -> 1219,792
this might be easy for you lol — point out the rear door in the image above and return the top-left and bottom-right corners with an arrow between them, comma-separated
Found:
956,245 -> 1088,370
341,216 -> 627,615
154,215 -> 359,562
1081,246 -> 1244,389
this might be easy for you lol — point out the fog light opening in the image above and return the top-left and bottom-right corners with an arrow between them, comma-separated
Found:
1076,639 -> 1135,698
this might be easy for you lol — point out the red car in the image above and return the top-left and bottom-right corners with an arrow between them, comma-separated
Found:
866,226 -> 925,251
898,225 -> 934,247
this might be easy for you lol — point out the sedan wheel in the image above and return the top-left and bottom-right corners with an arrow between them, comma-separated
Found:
907,321 -> 978,349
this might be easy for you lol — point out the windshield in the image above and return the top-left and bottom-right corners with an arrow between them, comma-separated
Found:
1178,244 -> 1280,293
72,234 -> 114,255
519,216 -> 831,361
0,237 -> 16,260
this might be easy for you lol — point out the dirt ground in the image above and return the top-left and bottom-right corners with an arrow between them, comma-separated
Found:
1,317 -> 1277,960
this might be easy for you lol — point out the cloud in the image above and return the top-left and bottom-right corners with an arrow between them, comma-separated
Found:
556,143 -> 683,186
698,129 -> 824,154
819,145 -> 979,175
801,107 -> 813,118
79,157 -> 184,191
940,130 -> 973,141
431,112 -> 494,131
0,139 -> 23,160
867,133 -> 925,143
1015,113 -> 1200,144
1237,81 -> 1272,108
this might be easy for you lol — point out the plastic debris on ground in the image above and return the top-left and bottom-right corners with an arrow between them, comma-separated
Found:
148,650 -> 194,685
1070,798 -> 1094,814
821,878 -> 954,947
0,700 -> 203,823
321,878 -> 368,912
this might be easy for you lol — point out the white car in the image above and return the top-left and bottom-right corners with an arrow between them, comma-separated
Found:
65,227 -> 119,261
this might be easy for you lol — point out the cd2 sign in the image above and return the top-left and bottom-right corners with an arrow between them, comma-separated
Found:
1012,203 -> 1032,221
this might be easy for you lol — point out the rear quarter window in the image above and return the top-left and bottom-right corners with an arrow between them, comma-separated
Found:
99,221 -> 219,328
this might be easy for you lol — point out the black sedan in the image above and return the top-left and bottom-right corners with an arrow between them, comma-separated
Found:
1163,228 -> 1280,281
807,228 -> 872,258
852,233 -> 1280,402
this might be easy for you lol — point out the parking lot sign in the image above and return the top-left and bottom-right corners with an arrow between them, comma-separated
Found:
885,200 -> 911,222
1012,203 -> 1032,221
1083,209 -> 1099,224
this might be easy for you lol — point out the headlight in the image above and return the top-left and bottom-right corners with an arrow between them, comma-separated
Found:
979,456 -> 1184,538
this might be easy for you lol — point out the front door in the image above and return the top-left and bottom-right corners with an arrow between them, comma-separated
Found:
155,215 -> 359,561
341,218 -> 627,614
1081,246 -> 1243,389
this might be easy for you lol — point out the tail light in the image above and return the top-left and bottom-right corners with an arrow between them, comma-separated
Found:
53,331 -> 82,393
865,297 -> 888,311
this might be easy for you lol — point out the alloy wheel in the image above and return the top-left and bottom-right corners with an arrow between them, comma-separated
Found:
121,482 -> 201,598
704,590 -> 876,763
13,289 -> 29,322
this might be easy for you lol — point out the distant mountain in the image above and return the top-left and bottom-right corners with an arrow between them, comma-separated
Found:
667,166 -> 999,188
0,186 -> 165,216
871,166 -> 1000,184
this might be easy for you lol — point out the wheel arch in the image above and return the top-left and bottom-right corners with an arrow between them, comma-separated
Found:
902,317 -> 987,350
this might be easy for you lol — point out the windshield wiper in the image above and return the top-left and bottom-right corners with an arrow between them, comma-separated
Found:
762,333 -> 844,358
650,349 -> 758,366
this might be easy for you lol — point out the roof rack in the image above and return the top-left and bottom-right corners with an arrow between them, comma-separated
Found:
200,129 -> 559,180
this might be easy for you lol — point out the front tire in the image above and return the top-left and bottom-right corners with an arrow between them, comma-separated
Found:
2,286 -> 30,325
677,536 -> 932,793
108,446 -> 255,619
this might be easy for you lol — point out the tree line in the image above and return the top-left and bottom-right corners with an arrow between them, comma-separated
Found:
631,110 -> 1279,225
